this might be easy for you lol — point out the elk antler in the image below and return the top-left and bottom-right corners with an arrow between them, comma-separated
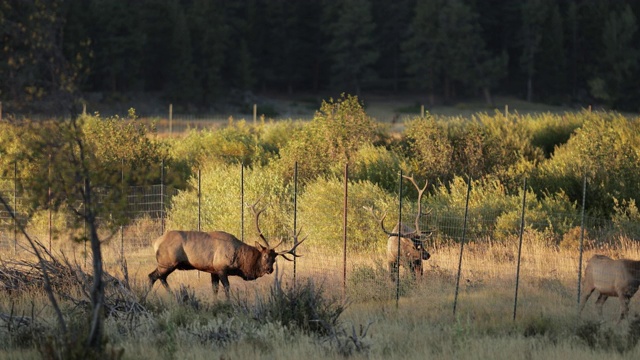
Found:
364,206 -> 403,238
402,175 -> 435,242
249,197 -> 270,247
277,227 -> 307,261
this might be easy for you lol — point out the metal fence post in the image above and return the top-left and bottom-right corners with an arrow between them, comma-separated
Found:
513,177 -> 527,321
342,163 -> 347,299
240,162 -> 244,241
198,168 -> 201,232
453,176 -> 472,316
160,159 -> 165,234
396,170 -> 403,308
120,160 -> 124,265
13,161 -> 17,255
48,154 -> 52,254
576,175 -> 588,314
294,162 -> 299,289
197,167 -> 202,280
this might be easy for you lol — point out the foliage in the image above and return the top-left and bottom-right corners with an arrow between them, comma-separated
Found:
167,163 -> 293,242
403,114 -> 453,184
167,119 -> 280,170
298,177 -> 397,252
611,198 -> 640,239
349,144 -> 405,194
428,176 -> 577,241
3,2 -> 640,111
325,0 -> 379,95
534,111 -> 640,217
0,113 -> 169,228
275,94 -> 378,184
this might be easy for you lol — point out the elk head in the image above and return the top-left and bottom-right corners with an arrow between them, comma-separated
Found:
249,198 -> 306,274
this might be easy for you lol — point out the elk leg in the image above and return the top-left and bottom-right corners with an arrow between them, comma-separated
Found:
211,274 -> 220,297
578,287 -> 595,315
595,293 -> 608,319
413,260 -> 423,278
389,261 -> 398,281
618,296 -> 631,323
220,275 -> 231,300
148,267 -> 174,292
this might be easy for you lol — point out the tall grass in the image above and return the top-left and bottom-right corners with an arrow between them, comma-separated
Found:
2,228 -> 640,359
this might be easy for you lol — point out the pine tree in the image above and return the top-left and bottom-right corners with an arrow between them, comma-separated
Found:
589,4 -> 639,110
326,0 -> 379,96
403,0 -> 444,105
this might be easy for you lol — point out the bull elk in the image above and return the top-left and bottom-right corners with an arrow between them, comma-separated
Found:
367,175 -> 433,280
579,254 -> 640,323
148,199 -> 305,299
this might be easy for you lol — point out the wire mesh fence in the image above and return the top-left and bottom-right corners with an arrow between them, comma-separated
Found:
1,161 -> 638,323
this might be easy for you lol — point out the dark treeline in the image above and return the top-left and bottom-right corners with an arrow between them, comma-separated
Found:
1,0 -> 639,114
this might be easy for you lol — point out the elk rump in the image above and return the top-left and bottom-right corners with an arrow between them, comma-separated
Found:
579,254 -> 640,322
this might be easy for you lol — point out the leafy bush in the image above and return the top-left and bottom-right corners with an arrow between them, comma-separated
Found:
428,176 -> 579,242
298,177 -> 398,252
349,144 -> 405,193
167,163 -> 293,242
403,114 -> 452,183
275,94 -> 378,184
533,111 -> 640,217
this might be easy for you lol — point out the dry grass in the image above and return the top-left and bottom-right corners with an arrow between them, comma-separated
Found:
2,228 -> 640,359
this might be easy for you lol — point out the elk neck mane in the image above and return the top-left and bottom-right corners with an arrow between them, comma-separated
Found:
233,243 -> 264,278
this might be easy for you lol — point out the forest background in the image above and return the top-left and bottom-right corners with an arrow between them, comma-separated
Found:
1,0 -> 640,116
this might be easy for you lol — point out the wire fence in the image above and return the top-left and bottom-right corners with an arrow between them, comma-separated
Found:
0,161 -> 638,323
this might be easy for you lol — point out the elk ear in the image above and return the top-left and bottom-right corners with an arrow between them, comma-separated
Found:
255,242 -> 267,251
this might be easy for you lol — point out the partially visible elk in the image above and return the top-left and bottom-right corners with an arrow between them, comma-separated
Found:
148,199 -> 305,299
579,254 -> 640,323
367,175 -> 433,280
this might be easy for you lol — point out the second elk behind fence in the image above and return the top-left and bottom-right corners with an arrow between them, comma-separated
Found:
366,175 -> 434,281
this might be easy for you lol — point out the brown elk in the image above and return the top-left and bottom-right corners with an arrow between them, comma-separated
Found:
367,175 -> 433,280
579,254 -> 640,323
148,199 -> 305,299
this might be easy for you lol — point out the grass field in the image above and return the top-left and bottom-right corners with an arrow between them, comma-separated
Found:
2,224 -> 640,359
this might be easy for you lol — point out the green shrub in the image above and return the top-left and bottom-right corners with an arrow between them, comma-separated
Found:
275,94 -> 378,184
167,163 -> 293,241
298,177 -> 398,252
349,144 -> 405,194
533,111 -> 640,217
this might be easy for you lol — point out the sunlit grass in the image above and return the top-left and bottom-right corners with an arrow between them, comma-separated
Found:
2,227 -> 640,359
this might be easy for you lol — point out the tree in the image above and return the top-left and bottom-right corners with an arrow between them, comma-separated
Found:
403,0 -> 444,105
0,0 -> 82,113
0,112 -> 166,351
519,0 -> 547,102
90,0 -> 143,93
588,5 -> 639,110
534,1 -> 567,102
326,0 -> 379,96
188,0 -> 229,102
438,0 -> 506,103
166,0 -> 196,104
371,0 -> 413,92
